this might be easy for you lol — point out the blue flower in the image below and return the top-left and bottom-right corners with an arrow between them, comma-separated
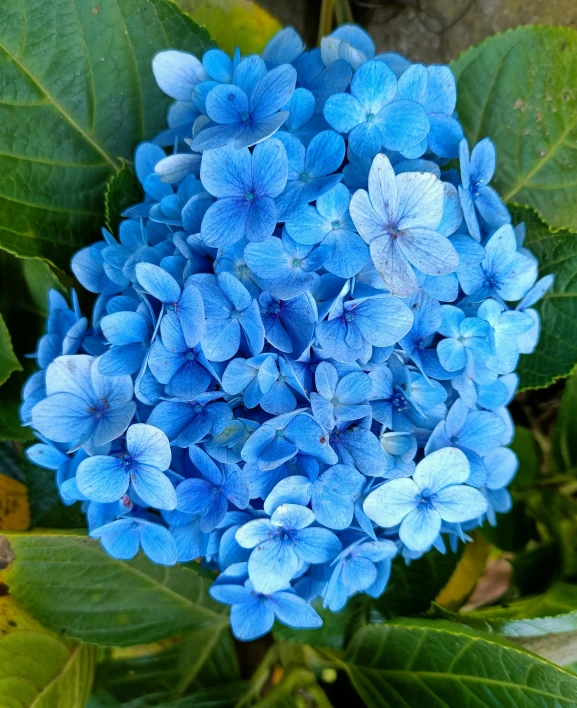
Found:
35,289 -> 87,370
189,64 -> 296,151
275,131 -> 345,220
259,291 -> 317,357
316,292 -> 413,363
148,316 -> 217,399
350,154 -> 459,297
395,65 -> 463,158
245,232 -> 330,300
293,49 -> 352,114
176,446 -> 249,531
323,538 -> 396,611
263,27 -> 305,67
436,305 -> 491,372
285,184 -> 369,277
222,354 -> 298,415
310,361 -> 372,430
458,138 -> 510,240
210,562 -> 322,641
478,299 -> 533,374
189,272 -> 264,361
31,355 -> 136,451
363,447 -> 487,552
99,309 -> 152,376
241,410 -> 338,470
458,224 -> 538,303
77,423 -> 176,510
235,503 -> 342,593
481,447 -> 518,525
135,262 -> 205,349
280,88 -> 328,146
199,139 -> 287,247
324,61 -> 429,158
320,25 -> 375,71
426,398 -> 507,486
263,463 -> 365,530
91,516 -> 178,565
330,424 -> 390,476
147,392 -> 232,447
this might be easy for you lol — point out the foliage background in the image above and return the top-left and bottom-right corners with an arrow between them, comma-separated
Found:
2,0 -> 577,706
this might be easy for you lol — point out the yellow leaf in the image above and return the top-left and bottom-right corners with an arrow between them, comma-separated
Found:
435,533 -> 490,610
177,0 -> 282,55
0,474 -> 30,531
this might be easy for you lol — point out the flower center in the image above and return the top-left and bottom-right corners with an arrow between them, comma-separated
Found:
269,302 -> 281,314
89,400 -> 109,419
231,309 -> 242,319
417,489 -> 436,513
331,396 -> 339,405
331,219 -> 341,230
366,112 -> 375,123
244,191 -> 255,201
300,172 -> 311,184
392,393 -> 408,412
166,303 -> 177,313
194,404 -> 203,412
344,312 -> 354,322
292,258 -> 302,268
186,351 -> 197,361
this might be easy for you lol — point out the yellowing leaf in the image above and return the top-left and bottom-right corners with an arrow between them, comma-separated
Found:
435,533 -> 490,610
177,0 -> 281,55
0,594 -> 96,707
0,474 -> 30,531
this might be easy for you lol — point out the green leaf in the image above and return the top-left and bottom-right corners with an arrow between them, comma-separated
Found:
104,160 -> 143,237
2,532 -> 227,646
0,594 -> 96,707
0,314 -> 21,386
511,541 -> 561,595
508,205 -> 577,389
552,372 -> 577,473
452,26 -> 577,233
175,0 -> 281,56
21,258 -> 66,316
457,583 -> 577,638
0,0 -> 213,268
94,626 -> 240,705
342,619 -> 577,707
374,546 -> 463,618
0,375 -> 34,443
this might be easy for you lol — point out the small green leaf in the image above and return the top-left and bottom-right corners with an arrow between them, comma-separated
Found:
552,372 -> 577,474
104,160 -> 143,237
452,26 -> 577,233
0,0 -> 213,269
0,374 -> 35,442
374,546 -> 463,618
0,594 -> 96,707
457,583 -> 577,638
22,258 -> 66,316
3,532 -> 227,646
0,314 -> 21,386
342,619 -> 577,707
94,626 -> 240,704
508,205 -> 577,390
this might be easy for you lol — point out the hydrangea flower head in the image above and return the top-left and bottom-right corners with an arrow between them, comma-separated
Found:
23,24 -> 551,641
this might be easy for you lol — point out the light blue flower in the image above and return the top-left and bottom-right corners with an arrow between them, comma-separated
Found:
147,392 -> 232,447
189,63 -> 296,151
324,61 -> 429,158
91,516 -> 178,565
329,424 -> 390,476
262,27 -> 305,67
236,503 -> 342,593
321,24 -> 375,71
285,184 -> 369,277
77,423 -> 176,510
189,272 -> 265,361
458,224 -> 538,304
481,447 -> 518,525
259,291 -> 317,357
478,298 -> 533,374
199,139 -> 287,247
458,138 -> 510,240
275,131 -> 345,220
322,538 -> 396,611
210,562 -> 321,641
363,447 -> 487,552
350,154 -> 459,297
31,355 -> 136,451
436,305 -> 491,372
310,361 -> 372,430
99,308 -> 152,376
176,446 -> 249,531
244,232 -> 330,300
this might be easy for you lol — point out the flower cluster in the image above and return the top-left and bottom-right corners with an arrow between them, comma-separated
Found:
23,24 -> 552,642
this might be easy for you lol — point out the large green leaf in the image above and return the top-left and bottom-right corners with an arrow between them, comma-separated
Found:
3,532 -> 227,646
456,583 -> 577,638
94,626 -> 240,704
452,26 -> 577,233
510,205 -> 577,389
0,594 -> 96,707
0,314 -> 21,386
342,619 -> 577,707
0,0 -> 213,268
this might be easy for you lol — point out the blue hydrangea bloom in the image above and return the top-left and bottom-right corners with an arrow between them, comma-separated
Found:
23,23 -> 549,643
